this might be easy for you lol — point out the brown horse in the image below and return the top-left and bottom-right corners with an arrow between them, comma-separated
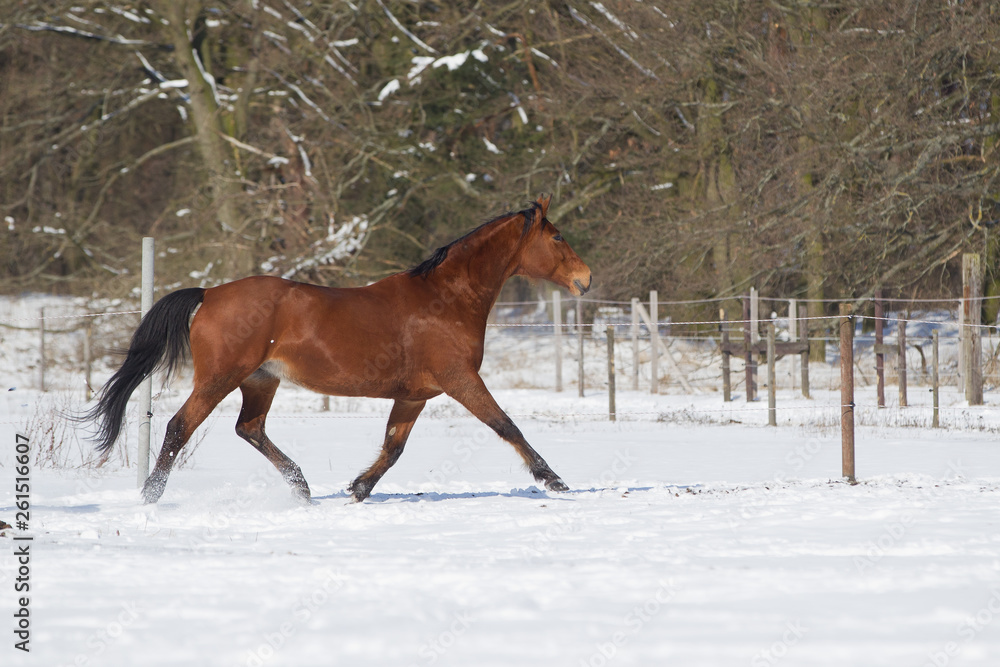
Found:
85,195 -> 592,504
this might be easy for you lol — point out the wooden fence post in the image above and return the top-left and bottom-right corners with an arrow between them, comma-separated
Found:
720,309 -> 731,402
631,298 -> 640,391
874,288 -> 885,408
898,319 -> 908,407
958,291 -> 966,388
553,291 -> 563,393
962,253 -> 984,405
932,329 -> 940,428
650,290 -> 659,394
799,305 -> 810,399
840,304 -> 856,484
767,321 -> 777,426
607,324 -> 616,421
743,296 -> 755,401
632,301 -> 693,394
788,298 -> 798,392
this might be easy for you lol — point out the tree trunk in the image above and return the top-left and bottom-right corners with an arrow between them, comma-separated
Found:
787,4 -> 831,362
164,1 -> 252,275
699,75 -> 741,307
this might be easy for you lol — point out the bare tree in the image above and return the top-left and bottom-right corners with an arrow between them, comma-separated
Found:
2,1 -> 998,316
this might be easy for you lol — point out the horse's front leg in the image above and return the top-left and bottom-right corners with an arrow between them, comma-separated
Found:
348,399 -> 426,502
439,373 -> 567,492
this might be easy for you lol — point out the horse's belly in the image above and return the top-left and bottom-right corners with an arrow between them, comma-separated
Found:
263,358 -> 441,401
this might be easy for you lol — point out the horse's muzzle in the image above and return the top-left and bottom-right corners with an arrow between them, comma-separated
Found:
573,276 -> 592,296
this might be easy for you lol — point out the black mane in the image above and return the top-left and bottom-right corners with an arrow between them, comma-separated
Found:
408,202 -> 541,278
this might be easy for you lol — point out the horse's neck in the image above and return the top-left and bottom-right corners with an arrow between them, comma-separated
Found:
434,217 -> 522,318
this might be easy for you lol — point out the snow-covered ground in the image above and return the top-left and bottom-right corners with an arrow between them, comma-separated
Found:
2,296 -> 1000,666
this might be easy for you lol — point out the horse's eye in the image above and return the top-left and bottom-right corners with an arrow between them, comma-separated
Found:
553,235 -> 563,242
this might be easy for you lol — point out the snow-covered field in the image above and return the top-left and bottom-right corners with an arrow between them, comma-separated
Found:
2,296 -> 1000,666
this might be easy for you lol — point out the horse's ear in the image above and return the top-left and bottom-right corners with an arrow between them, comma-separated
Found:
536,193 -> 552,218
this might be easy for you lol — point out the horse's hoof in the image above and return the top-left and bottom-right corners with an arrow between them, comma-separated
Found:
141,476 -> 165,504
348,478 -> 372,503
545,478 -> 569,492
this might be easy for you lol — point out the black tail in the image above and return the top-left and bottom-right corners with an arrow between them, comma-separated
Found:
83,287 -> 206,453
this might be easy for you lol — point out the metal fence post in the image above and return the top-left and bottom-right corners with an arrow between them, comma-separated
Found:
650,290 -> 659,394
607,324 -> 616,421
554,291 -> 563,392
767,322 -> 776,426
577,297 -> 585,397
137,237 -> 155,487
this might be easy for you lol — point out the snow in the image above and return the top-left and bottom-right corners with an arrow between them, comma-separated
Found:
590,2 -> 638,40
407,56 -> 437,83
432,47 -> 488,72
190,262 -> 215,284
567,7 -> 658,81
108,6 -> 149,24
531,47 -> 559,67
407,47 -> 489,84
377,0 -> 438,56
377,79 -> 400,101
2,296 -> 1000,665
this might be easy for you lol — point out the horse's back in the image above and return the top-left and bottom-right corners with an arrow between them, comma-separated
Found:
189,274 -> 438,399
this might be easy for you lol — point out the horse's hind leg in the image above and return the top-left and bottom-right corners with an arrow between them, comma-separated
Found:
143,385 -> 230,504
235,369 -> 311,502
348,399 -> 426,502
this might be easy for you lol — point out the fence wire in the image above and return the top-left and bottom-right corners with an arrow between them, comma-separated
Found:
4,294 -> 1000,412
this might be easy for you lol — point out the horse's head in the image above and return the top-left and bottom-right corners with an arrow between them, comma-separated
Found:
517,194 -> 593,296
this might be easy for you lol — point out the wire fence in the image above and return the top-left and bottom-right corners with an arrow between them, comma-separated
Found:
2,292 -> 998,404
5,289 -> 1000,478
